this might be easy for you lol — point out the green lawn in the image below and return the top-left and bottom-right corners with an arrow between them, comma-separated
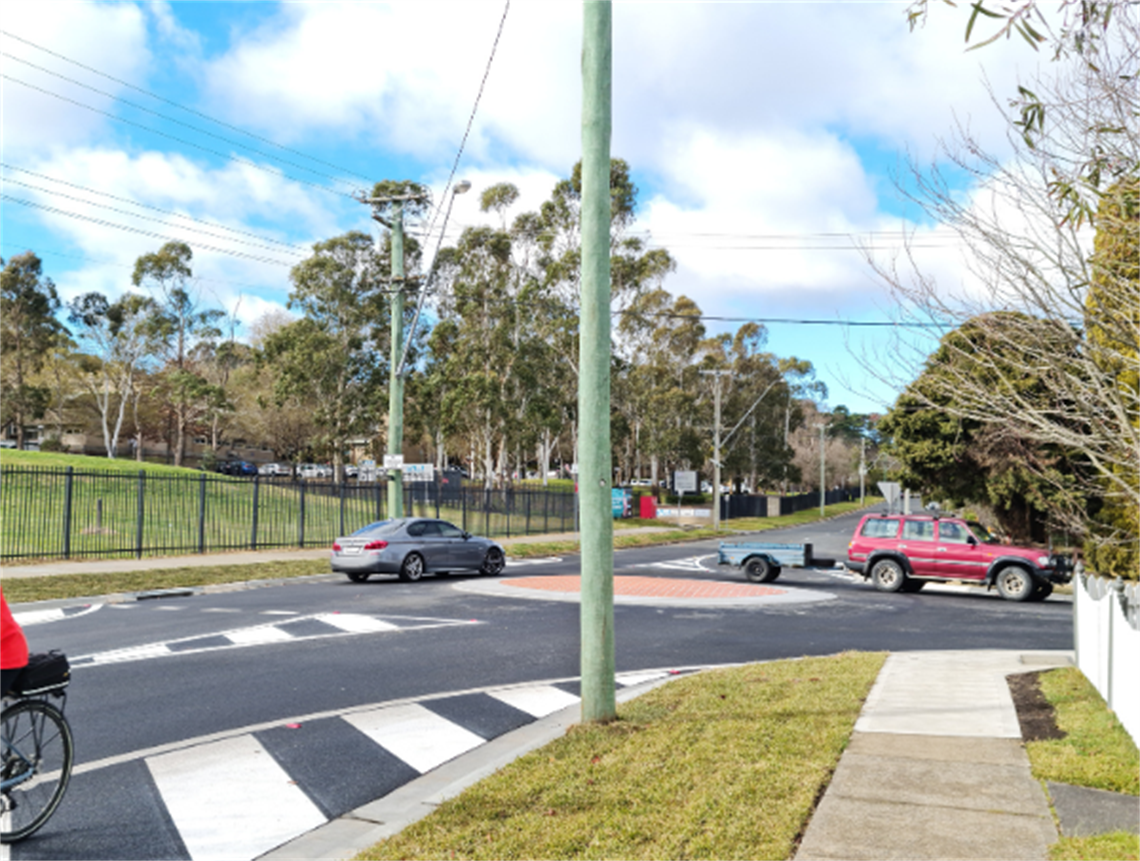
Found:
356,653 -> 886,861
0,451 -> 575,560
1027,667 -> 1140,861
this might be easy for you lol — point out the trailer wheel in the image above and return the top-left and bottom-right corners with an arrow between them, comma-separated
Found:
744,557 -> 779,583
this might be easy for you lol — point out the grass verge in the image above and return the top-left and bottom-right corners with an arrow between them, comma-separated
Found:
1027,667 -> 1140,861
1050,832 -> 1139,861
1027,668 -> 1139,795
1,559 -> 330,604
356,652 -> 886,861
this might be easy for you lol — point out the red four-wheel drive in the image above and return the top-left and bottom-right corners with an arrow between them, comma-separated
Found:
846,513 -> 1071,601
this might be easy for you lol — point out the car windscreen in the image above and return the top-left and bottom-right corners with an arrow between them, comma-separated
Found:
351,520 -> 403,537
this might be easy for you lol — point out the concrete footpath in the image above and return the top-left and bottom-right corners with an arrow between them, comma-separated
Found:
796,650 -> 1072,860
257,650 -> 1083,861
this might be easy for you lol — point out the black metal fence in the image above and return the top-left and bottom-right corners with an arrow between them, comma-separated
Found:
719,487 -> 859,519
0,467 -> 576,561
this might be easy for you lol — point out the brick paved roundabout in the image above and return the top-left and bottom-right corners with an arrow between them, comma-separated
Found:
452,574 -> 837,607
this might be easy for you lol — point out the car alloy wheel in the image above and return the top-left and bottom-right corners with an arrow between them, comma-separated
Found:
481,548 -> 505,576
399,553 -> 425,582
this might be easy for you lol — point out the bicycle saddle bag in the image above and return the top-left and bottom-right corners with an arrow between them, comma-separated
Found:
12,651 -> 70,696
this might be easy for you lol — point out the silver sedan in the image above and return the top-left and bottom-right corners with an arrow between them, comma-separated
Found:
330,518 -> 506,583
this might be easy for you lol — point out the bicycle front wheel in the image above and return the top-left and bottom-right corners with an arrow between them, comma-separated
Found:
1,698 -> 74,843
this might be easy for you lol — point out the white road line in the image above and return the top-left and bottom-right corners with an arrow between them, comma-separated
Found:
11,608 -> 65,626
342,703 -> 485,773
615,671 -> 670,687
504,556 -> 563,566
226,626 -> 294,646
147,735 -> 325,861
488,684 -> 580,718
314,613 -> 400,634
261,610 -> 299,616
85,643 -> 172,664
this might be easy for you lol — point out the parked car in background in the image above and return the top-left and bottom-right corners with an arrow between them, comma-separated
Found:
846,513 -> 1070,601
258,462 -> 292,477
219,460 -> 258,477
330,518 -> 506,583
343,464 -> 359,479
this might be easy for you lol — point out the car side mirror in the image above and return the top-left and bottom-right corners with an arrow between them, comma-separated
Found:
463,531 -> 471,540
967,536 -> 977,546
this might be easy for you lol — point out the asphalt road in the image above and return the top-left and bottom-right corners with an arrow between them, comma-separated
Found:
6,507 -> 1072,860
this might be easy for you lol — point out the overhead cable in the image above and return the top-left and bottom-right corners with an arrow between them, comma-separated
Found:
1,74 -> 357,201
2,178 -> 307,257
1,195 -> 296,267
0,29 -> 373,184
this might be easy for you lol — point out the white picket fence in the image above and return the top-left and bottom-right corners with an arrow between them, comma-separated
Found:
1074,572 -> 1140,747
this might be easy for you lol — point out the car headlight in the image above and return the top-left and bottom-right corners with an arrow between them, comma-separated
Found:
1036,556 -> 1052,568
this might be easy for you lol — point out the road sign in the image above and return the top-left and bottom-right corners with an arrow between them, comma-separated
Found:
383,454 -> 404,469
673,470 -> 698,493
878,481 -> 901,511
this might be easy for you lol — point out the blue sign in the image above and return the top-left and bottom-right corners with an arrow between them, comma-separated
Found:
612,488 -> 631,518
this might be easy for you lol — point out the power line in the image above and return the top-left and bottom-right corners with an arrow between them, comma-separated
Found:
2,177 -> 308,258
1,74 -> 357,202
2,165 -> 312,254
612,310 -> 951,328
0,29 -> 373,185
420,0 -> 510,253
1,195 -> 297,267
3,54 -> 361,192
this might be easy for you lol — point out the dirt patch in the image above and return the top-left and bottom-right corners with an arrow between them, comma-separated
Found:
1008,671 -> 1067,742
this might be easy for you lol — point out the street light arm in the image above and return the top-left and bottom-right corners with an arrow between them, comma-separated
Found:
394,181 -> 470,378
721,378 -> 781,450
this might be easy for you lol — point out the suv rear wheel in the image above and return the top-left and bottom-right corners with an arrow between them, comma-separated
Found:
871,558 -> 906,593
995,566 -> 1035,602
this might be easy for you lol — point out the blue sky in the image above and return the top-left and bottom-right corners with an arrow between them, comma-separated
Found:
1,0 -> 1041,415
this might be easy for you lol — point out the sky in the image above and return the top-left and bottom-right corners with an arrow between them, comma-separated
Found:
0,0 -> 1045,415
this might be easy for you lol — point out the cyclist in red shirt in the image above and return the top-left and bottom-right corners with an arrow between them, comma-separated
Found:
1,588 -> 29,695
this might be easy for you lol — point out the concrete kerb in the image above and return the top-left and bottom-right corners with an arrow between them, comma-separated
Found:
255,672 -> 687,861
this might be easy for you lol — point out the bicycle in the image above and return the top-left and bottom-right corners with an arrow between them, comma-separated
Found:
1,654 -> 74,844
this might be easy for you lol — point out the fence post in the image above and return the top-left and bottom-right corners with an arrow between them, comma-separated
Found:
299,480 -> 306,547
62,466 -> 74,559
526,490 -> 532,536
136,471 -> 145,559
251,474 -> 260,550
198,472 -> 207,554
462,487 -> 468,532
375,482 -> 382,523
339,479 -> 346,537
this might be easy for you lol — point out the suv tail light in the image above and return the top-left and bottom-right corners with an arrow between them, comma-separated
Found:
332,542 -> 342,552
364,540 -> 388,551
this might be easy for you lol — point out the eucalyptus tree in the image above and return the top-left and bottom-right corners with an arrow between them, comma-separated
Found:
708,324 -> 798,493
0,252 -> 65,448
616,289 -> 712,484
132,242 -> 223,466
261,231 -> 392,480
67,291 -> 157,458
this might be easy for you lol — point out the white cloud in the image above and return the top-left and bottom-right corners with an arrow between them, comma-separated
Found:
0,2 -> 151,155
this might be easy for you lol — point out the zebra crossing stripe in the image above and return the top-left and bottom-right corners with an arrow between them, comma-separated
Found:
342,703 -> 485,774
146,735 -> 326,861
488,684 -> 580,718
314,613 -> 401,634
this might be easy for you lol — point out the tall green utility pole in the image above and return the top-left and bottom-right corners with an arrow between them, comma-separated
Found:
387,200 -> 406,519
579,0 -> 615,723
362,191 -> 427,519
